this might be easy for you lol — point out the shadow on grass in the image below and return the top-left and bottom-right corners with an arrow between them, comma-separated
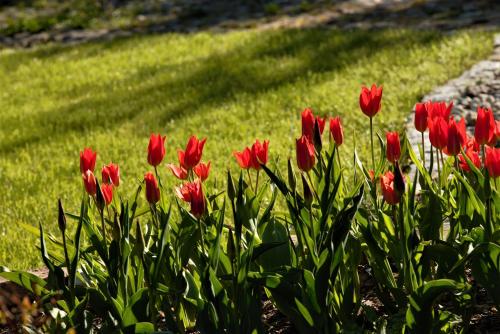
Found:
0,28 -> 443,154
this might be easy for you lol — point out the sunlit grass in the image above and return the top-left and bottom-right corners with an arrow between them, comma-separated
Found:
0,28 -> 494,270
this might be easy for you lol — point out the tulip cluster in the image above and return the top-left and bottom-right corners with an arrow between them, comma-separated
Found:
80,148 -> 119,207
414,102 -> 500,178
294,108 -> 345,173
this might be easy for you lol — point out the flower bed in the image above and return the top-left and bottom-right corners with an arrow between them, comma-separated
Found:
1,84 -> 499,333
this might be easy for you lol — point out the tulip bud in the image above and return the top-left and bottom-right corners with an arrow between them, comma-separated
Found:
313,119 -> 323,153
393,162 -> 405,197
227,228 -> 236,263
144,172 -> 160,204
414,102 -> 428,133
287,158 -> 297,191
386,131 -> 401,163
57,199 -> 66,233
447,118 -> 467,156
80,148 -> 97,174
301,174 -> 313,208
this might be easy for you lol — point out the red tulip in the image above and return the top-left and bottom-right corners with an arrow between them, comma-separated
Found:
458,150 -> 481,172
234,147 -> 254,169
414,102 -> 430,133
176,180 -> 206,218
194,162 -> 211,182
474,107 -> 495,146
301,108 -> 315,139
296,135 -> 315,172
102,163 -> 120,186
386,131 -> 401,163
101,184 -> 113,206
302,108 -> 325,140
428,117 -> 448,150
359,84 -> 383,118
144,172 -> 160,204
82,170 -> 97,196
147,134 -> 166,167
446,118 -> 467,156
428,101 -> 453,120
251,139 -> 269,166
380,171 -> 400,205
485,147 -> 500,178
80,148 -> 97,174
329,117 -> 344,146
167,164 -> 188,180
179,135 -> 206,170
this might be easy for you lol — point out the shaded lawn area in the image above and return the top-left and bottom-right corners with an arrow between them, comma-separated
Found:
0,28 -> 494,270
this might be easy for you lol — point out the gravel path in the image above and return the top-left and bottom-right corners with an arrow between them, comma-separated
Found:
0,0 -> 498,48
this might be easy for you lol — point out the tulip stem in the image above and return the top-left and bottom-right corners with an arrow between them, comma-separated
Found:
306,172 -> 320,203
421,132 -> 425,168
100,210 -> 106,244
336,145 -> 347,191
198,218 -> 206,254
436,147 -> 441,185
247,170 -> 254,192
370,117 -> 375,170
481,145 -> 486,166
255,170 -> 260,193
154,166 -> 163,188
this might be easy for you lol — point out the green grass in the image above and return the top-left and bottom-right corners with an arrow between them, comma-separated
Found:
0,28 -> 494,270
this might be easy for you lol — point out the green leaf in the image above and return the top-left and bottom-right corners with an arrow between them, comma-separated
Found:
294,297 -> 314,327
0,271 -> 47,295
122,288 -> 150,328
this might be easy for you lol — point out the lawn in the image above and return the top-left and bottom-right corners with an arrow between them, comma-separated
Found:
0,28 -> 494,270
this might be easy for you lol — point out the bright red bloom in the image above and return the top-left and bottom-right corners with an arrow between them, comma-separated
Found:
251,139 -> 269,166
82,170 -> 97,196
194,162 -> 211,182
380,171 -> 400,205
178,135 -> 206,170
234,147 -> 254,169
428,101 -> 453,120
485,147 -> 500,178
428,117 -> 448,150
359,84 -> 383,118
147,134 -> 166,167
101,184 -> 113,206
458,150 -> 481,172
176,180 -> 206,218
102,163 -> 120,186
329,117 -> 344,146
144,172 -> 160,204
414,102 -> 430,133
80,148 -> 97,174
488,120 -> 500,146
167,164 -> 188,180
386,131 -> 401,163
446,118 -> 467,156
301,108 -> 315,139
296,135 -> 315,172
474,107 -> 495,146
301,108 -> 325,140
